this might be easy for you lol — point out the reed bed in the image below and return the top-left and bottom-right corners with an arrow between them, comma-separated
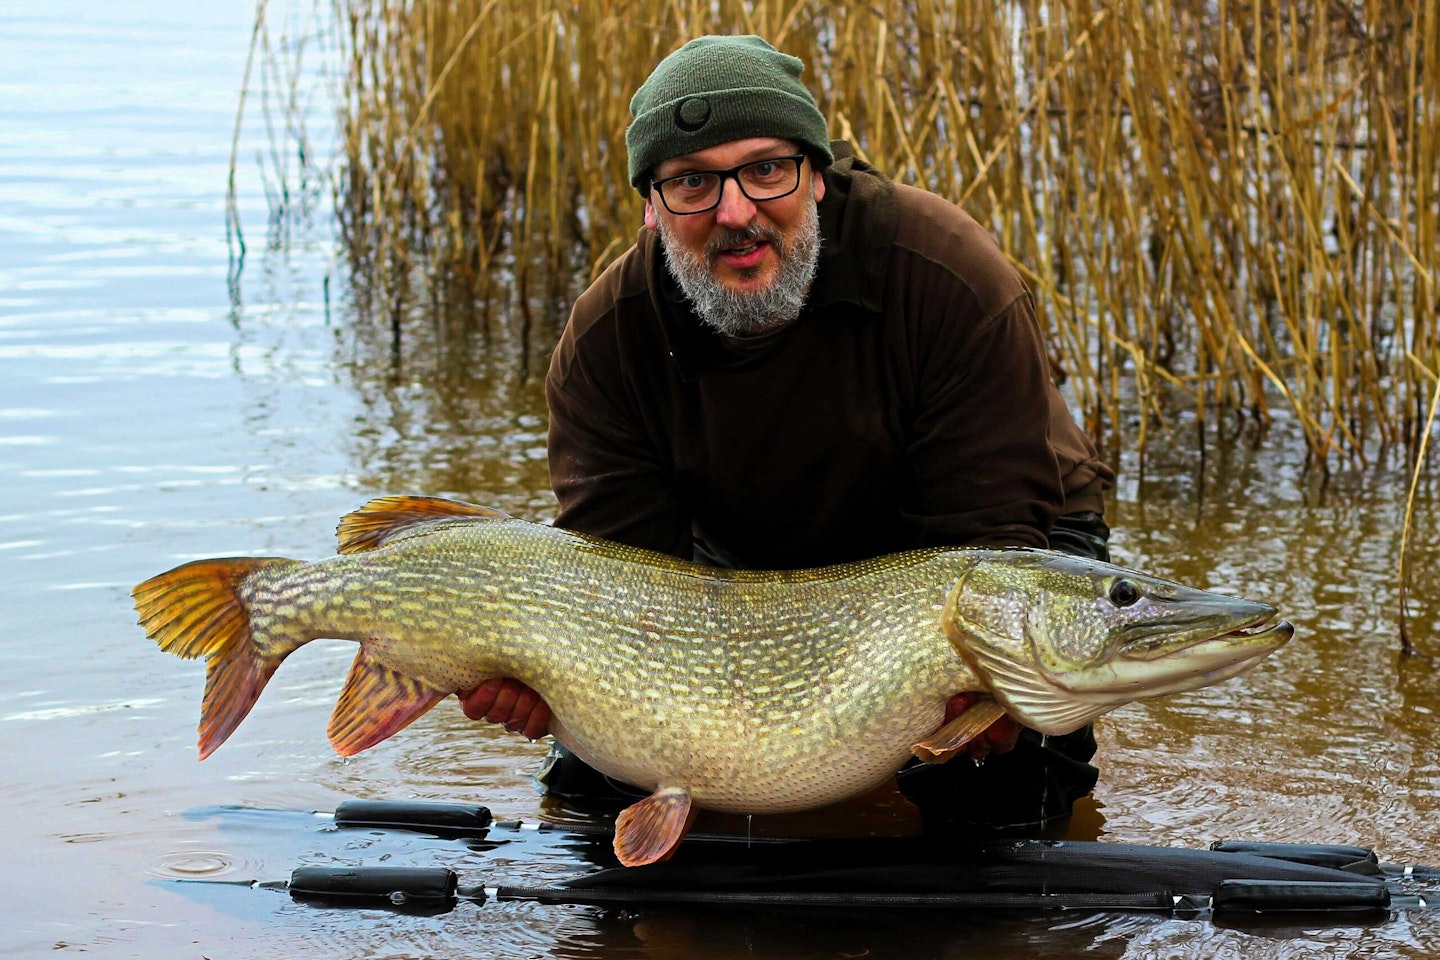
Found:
331,0 -> 1438,473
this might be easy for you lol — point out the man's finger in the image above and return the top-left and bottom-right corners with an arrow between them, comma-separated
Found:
983,716 -> 1022,754
504,685 -> 553,740
458,677 -> 503,722
486,679 -> 519,724
503,685 -> 538,733
458,678 -> 552,740
520,701 -> 552,741
941,692 -> 1023,759
942,692 -> 977,724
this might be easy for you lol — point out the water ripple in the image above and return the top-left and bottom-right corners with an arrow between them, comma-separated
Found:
147,849 -> 263,881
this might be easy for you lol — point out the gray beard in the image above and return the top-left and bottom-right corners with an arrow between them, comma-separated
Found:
658,199 -> 822,337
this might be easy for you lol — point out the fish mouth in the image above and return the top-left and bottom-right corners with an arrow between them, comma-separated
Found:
1050,610 -> 1295,699
1116,606 -> 1292,661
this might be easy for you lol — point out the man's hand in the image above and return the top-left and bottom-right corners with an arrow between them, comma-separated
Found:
944,691 -> 1021,760
458,678 -> 551,741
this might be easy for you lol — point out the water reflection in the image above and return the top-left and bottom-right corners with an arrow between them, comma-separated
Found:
324,264 -> 559,515
342,356 -> 556,517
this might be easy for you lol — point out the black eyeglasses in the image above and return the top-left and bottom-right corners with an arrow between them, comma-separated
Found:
650,154 -> 807,215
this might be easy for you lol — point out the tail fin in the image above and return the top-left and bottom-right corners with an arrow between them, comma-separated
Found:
133,557 -> 302,759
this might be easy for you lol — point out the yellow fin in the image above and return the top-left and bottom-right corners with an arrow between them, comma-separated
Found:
133,557 -> 302,759
327,648 -> 447,756
613,786 -> 696,867
911,698 -> 1008,764
336,496 -> 512,554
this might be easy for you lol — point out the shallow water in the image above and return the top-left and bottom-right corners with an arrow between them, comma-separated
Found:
1,3 -> 1437,958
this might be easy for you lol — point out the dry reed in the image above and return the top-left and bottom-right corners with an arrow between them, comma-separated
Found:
331,0 -> 1438,475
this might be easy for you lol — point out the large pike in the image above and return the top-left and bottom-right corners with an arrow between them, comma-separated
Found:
133,496 -> 1293,866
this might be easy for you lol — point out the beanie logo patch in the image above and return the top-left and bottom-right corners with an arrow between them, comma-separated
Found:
674,97 -> 711,133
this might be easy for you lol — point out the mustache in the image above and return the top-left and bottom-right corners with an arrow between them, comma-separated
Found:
704,223 -> 783,262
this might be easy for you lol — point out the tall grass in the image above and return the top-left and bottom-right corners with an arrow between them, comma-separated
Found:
333,0 -> 1438,474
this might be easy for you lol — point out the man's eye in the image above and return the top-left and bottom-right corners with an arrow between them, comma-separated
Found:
677,174 -> 711,191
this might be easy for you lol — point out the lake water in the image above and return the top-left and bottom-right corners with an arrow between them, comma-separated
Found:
2,3 -> 1438,958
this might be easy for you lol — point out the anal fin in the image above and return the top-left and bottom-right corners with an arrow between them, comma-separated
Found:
613,786 -> 696,867
328,648 -> 446,756
911,697 -> 1007,764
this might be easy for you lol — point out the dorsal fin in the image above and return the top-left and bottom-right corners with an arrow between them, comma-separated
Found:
336,496 -> 511,554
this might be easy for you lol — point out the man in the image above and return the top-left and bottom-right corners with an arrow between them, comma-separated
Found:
462,35 -> 1114,833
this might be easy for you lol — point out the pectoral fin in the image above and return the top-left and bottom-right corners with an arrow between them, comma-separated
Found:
911,697 -> 1008,764
613,786 -> 696,867
328,648 -> 446,756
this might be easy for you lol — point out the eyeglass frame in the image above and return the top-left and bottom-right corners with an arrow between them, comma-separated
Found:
649,153 -> 809,216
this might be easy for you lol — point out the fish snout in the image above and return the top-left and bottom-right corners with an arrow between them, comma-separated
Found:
1115,592 -> 1286,662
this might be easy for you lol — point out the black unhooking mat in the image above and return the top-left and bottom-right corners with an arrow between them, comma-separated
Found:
497,834 -> 1395,914
271,800 -> 1438,919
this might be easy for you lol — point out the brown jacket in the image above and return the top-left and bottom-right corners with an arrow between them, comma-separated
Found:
546,143 -> 1112,569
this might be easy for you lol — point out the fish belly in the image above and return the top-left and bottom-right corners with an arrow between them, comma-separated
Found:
548,689 -> 946,814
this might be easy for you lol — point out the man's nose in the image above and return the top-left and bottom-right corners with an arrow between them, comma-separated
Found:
713,176 -> 758,228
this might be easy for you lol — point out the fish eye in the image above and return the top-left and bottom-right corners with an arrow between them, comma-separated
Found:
1108,578 -> 1142,607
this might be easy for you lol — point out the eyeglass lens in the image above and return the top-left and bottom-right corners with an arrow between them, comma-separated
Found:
656,156 -> 803,214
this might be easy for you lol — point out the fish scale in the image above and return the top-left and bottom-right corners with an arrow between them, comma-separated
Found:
133,495 -> 1293,865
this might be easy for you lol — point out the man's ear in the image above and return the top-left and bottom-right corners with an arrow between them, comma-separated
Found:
643,199 -> 659,231
811,165 -> 826,204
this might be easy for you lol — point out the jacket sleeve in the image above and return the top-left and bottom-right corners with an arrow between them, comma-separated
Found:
903,289 -> 1065,550
1047,377 -> 1114,519
544,307 -> 694,559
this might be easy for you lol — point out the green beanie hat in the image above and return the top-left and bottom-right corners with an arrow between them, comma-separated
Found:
626,35 -> 833,192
